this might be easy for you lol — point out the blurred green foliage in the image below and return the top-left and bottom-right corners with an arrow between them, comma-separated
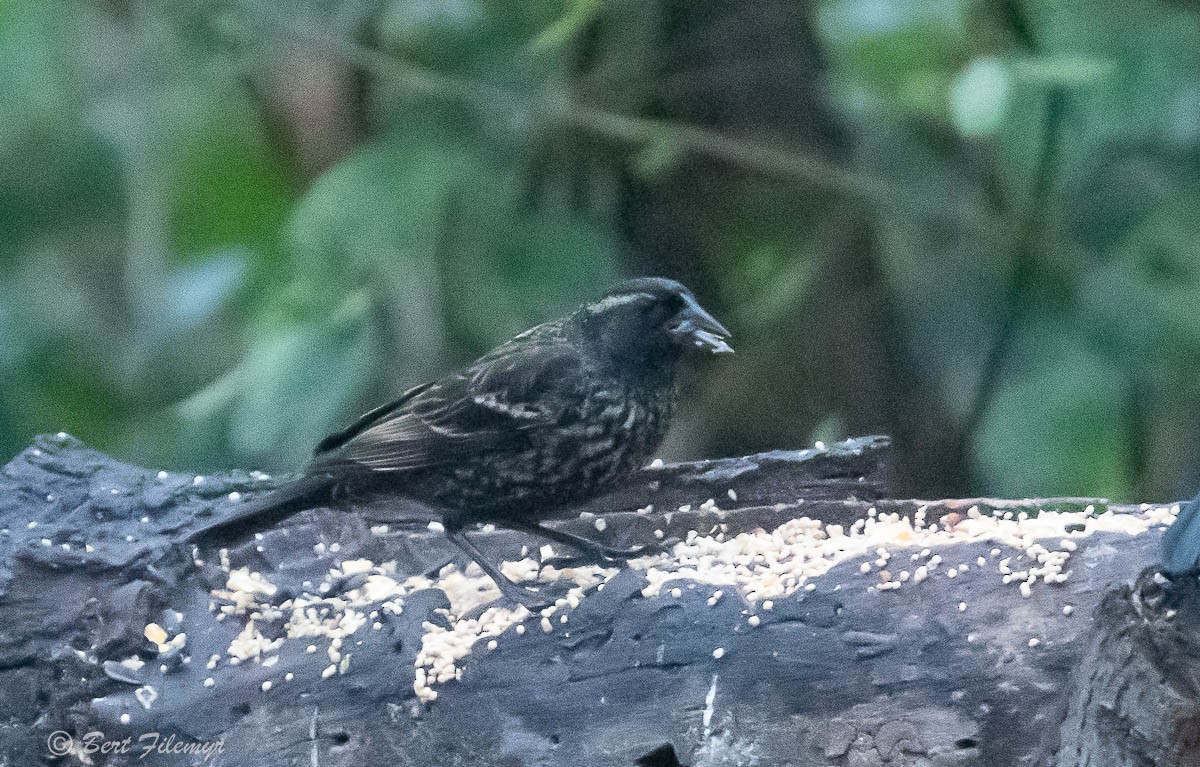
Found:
3,0 -> 1200,502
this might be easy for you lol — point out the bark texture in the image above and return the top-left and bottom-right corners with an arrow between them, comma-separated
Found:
0,434 -> 1181,766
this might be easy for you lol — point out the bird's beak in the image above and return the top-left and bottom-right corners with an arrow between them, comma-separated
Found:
670,295 -> 734,354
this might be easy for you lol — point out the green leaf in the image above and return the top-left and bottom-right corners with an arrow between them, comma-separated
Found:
162,82 -> 294,265
161,251 -> 248,334
531,0 -> 606,51
1079,196 -> 1200,363
437,205 -> 621,352
376,0 -> 484,68
950,56 -> 1011,137
817,0 -> 972,120
1011,55 -> 1114,87
287,130 -> 620,354
180,293 -> 376,468
975,327 -> 1132,499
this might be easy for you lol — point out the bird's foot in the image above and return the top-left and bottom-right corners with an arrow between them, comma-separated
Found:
422,557 -> 457,579
598,540 -> 674,560
539,554 -> 593,569
541,540 -> 674,569
492,581 -> 563,611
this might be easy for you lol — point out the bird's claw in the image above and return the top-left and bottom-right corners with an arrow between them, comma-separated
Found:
495,582 -> 567,611
540,541 -> 669,569
460,589 -> 550,617
599,539 -> 676,560
539,554 -> 593,569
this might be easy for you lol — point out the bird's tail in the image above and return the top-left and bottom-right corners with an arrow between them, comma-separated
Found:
184,474 -> 335,547
1162,492 -> 1200,574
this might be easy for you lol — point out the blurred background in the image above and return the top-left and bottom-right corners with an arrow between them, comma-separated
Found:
2,0 -> 1200,502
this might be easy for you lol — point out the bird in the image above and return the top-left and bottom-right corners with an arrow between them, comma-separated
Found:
186,277 -> 733,605
1162,492 -> 1200,575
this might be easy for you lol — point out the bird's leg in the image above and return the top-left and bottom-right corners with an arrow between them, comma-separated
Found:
421,557 -> 457,579
502,519 -> 665,563
443,526 -> 552,609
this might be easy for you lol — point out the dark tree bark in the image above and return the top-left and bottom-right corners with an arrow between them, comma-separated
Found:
1056,568 -> 1200,767
0,433 -> 1184,766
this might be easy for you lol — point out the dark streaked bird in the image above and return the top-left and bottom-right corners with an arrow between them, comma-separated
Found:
1162,492 -> 1200,575
187,277 -> 732,604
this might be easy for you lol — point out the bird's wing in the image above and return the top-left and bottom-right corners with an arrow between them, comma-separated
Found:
312,381 -> 436,455
307,340 -> 583,474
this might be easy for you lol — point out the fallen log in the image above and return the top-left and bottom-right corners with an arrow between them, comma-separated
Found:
0,433 -> 1182,766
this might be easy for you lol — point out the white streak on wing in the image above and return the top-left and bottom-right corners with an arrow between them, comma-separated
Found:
348,445 -> 428,471
472,393 -> 544,421
601,404 -> 624,418
622,407 -> 637,429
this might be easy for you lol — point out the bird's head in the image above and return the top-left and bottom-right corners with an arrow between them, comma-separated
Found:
577,277 -> 733,369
